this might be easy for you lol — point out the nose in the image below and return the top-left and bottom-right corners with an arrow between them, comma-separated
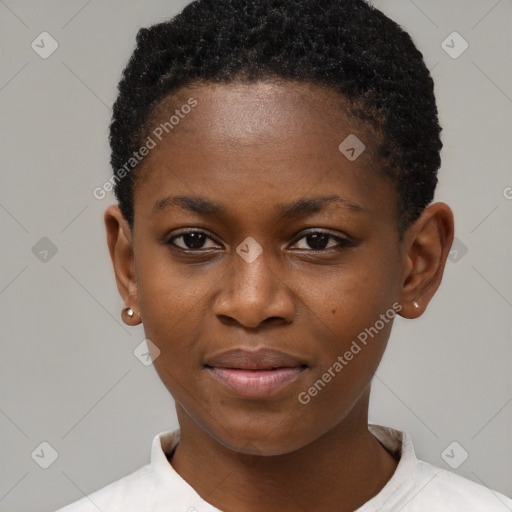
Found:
212,246 -> 296,329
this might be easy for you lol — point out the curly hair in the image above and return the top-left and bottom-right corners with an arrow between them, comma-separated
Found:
109,0 -> 442,238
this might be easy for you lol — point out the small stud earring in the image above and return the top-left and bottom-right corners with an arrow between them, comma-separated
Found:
412,300 -> 420,309
123,307 -> 143,323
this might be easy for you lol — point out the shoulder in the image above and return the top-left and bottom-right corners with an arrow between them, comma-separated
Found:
54,463 -> 151,512
367,424 -> 512,511
54,428 -> 183,511
407,459 -> 512,511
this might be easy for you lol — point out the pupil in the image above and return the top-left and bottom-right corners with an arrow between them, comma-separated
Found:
307,233 -> 329,249
184,233 -> 206,249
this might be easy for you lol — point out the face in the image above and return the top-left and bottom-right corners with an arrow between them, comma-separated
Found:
122,81 -> 406,455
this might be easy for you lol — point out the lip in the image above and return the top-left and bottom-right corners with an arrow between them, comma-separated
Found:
204,348 -> 308,398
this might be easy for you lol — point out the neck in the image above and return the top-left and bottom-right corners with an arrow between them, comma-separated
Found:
170,395 -> 398,512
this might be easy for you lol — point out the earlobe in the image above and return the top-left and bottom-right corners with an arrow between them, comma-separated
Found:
121,306 -> 143,325
104,205 -> 140,316
397,202 -> 454,319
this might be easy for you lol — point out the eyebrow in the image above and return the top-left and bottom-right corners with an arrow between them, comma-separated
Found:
151,195 -> 366,218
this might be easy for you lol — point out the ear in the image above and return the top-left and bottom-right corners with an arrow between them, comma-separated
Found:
104,205 -> 141,324
397,202 -> 454,319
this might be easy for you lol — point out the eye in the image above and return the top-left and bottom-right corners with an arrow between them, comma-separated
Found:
165,229 -> 355,252
167,229 -> 221,250
290,230 -> 354,251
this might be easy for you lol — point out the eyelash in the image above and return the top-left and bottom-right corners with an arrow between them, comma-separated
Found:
165,229 -> 355,252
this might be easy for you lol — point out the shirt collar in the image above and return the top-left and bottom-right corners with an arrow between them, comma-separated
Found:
148,424 -> 418,510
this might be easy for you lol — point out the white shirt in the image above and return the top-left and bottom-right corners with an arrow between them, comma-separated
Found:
55,424 -> 512,511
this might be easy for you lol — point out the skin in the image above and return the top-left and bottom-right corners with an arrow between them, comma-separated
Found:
105,80 -> 454,512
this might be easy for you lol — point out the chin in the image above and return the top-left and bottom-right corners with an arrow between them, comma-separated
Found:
204,414 -> 318,457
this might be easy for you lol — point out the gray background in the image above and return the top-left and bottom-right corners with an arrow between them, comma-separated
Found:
0,0 -> 511,510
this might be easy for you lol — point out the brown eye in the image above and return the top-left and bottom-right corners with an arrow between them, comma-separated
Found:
167,230 -> 220,250
290,230 -> 355,251
304,233 -> 331,250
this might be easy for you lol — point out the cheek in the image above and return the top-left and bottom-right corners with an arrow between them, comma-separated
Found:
300,259 -> 391,332
301,251 -> 399,383
134,252 -> 220,380
136,247 -> 220,323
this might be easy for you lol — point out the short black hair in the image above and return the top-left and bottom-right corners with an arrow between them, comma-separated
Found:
109,0 -> 442,238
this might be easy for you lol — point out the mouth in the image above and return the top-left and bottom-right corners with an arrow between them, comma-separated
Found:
204,348 -> 308,398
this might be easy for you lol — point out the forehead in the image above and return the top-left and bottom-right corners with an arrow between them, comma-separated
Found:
151,80 -> 363,144
134,80 -> 394,222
